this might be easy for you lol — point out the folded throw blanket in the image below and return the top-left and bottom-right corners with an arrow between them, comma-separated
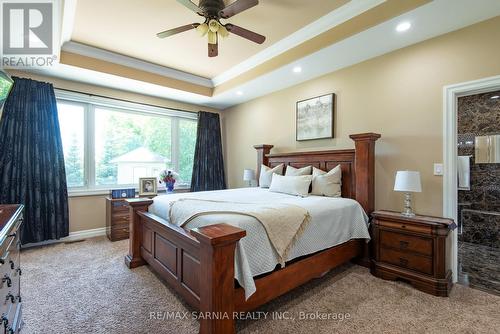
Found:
169,198 -> 311,266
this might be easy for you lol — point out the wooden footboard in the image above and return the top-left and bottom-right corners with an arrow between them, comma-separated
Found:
125,198 -> 246,334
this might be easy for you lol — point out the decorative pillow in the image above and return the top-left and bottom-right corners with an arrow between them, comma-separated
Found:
311,165 -> 342,197
269,174 -> 313,197
259,164 -> 284,188
285,165 -> 312,176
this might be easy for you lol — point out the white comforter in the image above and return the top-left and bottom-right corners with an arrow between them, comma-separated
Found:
149,188 -> 370,299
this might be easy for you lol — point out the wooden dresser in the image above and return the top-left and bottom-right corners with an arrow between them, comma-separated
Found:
0,205 -> 23,333
106,198 -> 130,241
371,210 -> 456,297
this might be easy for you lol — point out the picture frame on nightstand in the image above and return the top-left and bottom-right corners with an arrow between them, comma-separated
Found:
138,177 -> 158,196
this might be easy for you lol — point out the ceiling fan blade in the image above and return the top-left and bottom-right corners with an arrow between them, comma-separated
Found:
220,0 -> 258,19
208,42 -> 218,57
225,24 -> 265,44
177,0 -> 203,14
157,23 -> 199,38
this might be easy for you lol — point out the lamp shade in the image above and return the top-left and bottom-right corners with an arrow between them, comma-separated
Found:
243,169 -> 255,181
394,171 -> 422,192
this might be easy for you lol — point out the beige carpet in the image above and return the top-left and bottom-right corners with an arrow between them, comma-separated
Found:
21,237 -> 500,334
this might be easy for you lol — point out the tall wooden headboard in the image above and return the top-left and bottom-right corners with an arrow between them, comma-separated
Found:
254,133 -> 381,214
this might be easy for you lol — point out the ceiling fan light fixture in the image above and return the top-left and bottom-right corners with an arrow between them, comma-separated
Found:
196,23 -> 208,36
208,19 -> 220,33
207,30 -> 217,45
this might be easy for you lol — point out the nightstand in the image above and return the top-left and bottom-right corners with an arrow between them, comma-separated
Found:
106,196 -> 157,241
106,197 -> 131,241
370,210 -> 456,297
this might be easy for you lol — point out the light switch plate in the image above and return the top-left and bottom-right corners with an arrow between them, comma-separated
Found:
434,163 -> 443,176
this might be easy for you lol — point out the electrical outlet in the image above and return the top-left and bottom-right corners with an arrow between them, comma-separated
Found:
434,163 -> 443,176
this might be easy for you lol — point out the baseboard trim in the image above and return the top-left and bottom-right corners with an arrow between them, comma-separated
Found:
22,227 -> 106,249
67,227 -> 106,240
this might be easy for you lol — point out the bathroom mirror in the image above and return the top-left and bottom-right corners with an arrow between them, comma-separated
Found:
475,134 -> 500,163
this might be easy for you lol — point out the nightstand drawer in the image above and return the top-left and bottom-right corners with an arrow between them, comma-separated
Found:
110,225 -> 129,240
111,201 -> 129,212
380,230 -> 433,256
111,214 -> 130,225
379,248 -> 432,275
377,219 -> 431,235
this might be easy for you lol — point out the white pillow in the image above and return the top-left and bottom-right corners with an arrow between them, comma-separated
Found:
311,165 -> 342,197
285,165 -> 312,176
259,164 -> 284,188
269,174 -> 312,197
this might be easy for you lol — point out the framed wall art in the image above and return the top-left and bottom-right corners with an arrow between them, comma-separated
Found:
296,93 -> 335,141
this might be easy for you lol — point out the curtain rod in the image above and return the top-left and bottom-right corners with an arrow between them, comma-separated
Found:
54,87 -> 199,115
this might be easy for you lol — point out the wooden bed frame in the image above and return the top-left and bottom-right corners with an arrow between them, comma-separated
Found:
125,132 -> 380,334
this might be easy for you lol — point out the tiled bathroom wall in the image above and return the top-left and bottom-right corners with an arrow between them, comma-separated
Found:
457,90 -> 500,248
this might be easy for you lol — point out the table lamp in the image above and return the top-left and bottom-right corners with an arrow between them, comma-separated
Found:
394,171 -> 422,217
243,169 -> 255,187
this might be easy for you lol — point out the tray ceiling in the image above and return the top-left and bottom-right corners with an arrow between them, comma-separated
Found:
71,0 -> 349,79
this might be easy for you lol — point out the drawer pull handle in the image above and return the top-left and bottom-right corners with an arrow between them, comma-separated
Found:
2,275 -> 12,287
16,268 -> 22,276
5,293 -> 15,303
399,258 -> 409,267
9,260 -> 14,270
400,241 -> 409,249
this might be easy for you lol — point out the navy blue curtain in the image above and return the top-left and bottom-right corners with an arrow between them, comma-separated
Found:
190,111 -> 226,192
0,77 -> 69,244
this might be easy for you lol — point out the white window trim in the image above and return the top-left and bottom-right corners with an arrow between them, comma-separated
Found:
56,89 -> 197,196
56,90 -> 198,120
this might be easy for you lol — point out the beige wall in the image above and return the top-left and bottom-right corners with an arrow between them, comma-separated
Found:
5,71 -> 221,233
224,16 -> 500,217
68,195 -> 107,232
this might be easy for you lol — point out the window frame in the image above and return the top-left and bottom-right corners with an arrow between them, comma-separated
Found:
55,90 -> 198,196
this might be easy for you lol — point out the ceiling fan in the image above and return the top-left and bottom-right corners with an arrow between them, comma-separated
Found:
157,0 -> 266,57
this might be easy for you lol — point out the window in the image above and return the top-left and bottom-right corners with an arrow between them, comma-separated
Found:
58,102 -> 85,187
56,90 -> 198,193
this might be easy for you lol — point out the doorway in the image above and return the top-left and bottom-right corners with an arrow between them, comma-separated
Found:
443,75 -> 500,295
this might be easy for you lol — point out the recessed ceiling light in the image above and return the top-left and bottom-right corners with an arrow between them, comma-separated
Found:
236,91 -> 243,96
491,95 -> 500,99
396,22 -> 411,32
293,66 -> 302,73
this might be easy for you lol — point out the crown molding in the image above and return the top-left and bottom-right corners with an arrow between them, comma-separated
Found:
62,41 -> 214,88
211,0 -> 385,86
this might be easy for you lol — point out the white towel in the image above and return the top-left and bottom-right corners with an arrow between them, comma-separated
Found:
457,156 -> 470,190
